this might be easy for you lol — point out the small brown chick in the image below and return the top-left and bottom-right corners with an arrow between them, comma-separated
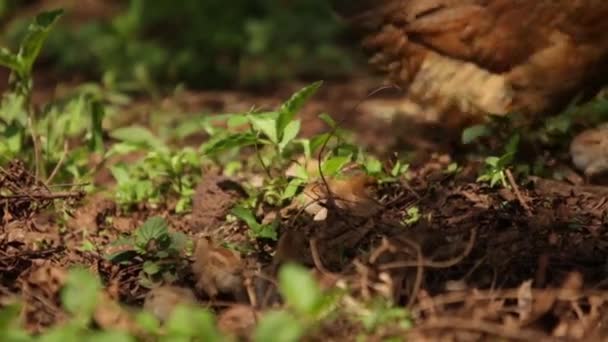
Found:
300,171 -> 380,220
192,237 -> 245,299
570,125 -> 608,180
143,285 -> 197,322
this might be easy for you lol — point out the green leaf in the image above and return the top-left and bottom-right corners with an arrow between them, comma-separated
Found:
0,303 -> 21,330
254,311 -> 304,342
318,113 -> 337,128
364,157 -> 383,175
504,133 -> 520,155
309,133 -> 331,154
136,216 -> 169,247
282,178 -> 304,201
135,311 -> 160,334
278,120 -> 301,152
249,115 -> 278,144
231,206 -> 277,240
143,260 -> 160,275
201,132 -> 258,155
276,81 -> 322,140
0,48 -> 21,73
110,164 -> 131,184
110,125 -> 167,151
278,263 -> 322,316
321,155 -> 351,176
61,267 -> 101,325
461,124 -> 491,144
18,9 -> 64,74
106,250 -> 138,263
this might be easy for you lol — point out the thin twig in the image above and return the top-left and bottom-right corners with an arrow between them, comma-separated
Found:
506,169 -> 532,216
378,227 -> 477,271
0,191 -> 84,200
46,141 -> 69,184
309,237 -> 331,275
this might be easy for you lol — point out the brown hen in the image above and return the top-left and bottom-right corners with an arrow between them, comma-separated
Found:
332,0 -> 608,121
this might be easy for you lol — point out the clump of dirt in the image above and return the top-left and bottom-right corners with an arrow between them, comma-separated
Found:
189,171 -> 248,238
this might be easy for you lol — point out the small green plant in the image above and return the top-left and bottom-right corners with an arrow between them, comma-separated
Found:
477,134 -> 520,188
106,216 -> 189,288
0,9 -> 63,98
402,206 -> 421,226
110,138 -> 200,212
0,9 -> 106,185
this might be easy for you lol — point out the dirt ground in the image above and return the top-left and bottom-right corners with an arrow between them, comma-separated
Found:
1,71 -> 608,341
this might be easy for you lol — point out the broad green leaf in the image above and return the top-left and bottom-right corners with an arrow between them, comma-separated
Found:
61,268 -> 101,325
282,178 -> 304,201
109,125 -> 167,151
231,206 -> 261,230
18,9 -> 64,74
254,311 -> 304,342
485,156 -> 500,168
201,132 -> 258,155
461,124 -> 491,144
276,81 -> 322,140
278,120 -> 300,152
226,113 -> 251,127
321,155 -> 351,176
278,263 -> 322,316
136,216 -> 169,247
248,115 -> 278,144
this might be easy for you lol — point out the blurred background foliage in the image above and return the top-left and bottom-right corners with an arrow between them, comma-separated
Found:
0,0 -> 360,91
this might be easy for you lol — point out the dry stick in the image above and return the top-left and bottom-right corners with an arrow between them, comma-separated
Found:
412,288 -> 604,315
0,191 -> 83,200
506,168 -> 532,216
378,226 -> 477,271
46,141 -> 69,184
396,237 -> 424,309
309,237 -> 332,276
416,317 -> 551,341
